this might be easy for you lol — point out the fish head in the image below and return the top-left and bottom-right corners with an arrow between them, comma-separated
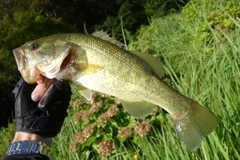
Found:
13,36 -> 71,83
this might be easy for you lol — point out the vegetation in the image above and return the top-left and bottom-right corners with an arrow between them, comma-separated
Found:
1,0 -> 240,159
182,0 -> 240,53
51,5 -> 239,158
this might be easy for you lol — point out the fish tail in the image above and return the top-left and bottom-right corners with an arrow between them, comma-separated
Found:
172,101 -> 219,151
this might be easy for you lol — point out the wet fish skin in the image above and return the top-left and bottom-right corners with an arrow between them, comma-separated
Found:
13,31 -> 219,151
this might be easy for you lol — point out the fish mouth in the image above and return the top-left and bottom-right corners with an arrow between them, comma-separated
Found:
13,47 -> 40,84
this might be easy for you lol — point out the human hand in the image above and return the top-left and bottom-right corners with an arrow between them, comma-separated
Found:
12,77 -> 72,138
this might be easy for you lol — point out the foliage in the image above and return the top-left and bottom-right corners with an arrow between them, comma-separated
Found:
0,11 -> 77,50
129,12 -> 240,159
95,0 -> 188,40
144,0 -> 188,17
52,11 -> 239,159
0,48 -> 16,127
182,0 -> 240,53
55,84 -> 164,159
1,0 -> 240,159
1,0 -> 187,41
1,6 -> 240,160
0,0 -> 119,33
0,122 -> 15,159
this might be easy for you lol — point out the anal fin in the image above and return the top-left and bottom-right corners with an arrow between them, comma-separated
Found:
119,99 -> 155,118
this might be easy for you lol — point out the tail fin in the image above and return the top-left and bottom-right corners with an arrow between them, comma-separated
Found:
172,102 -> 219,151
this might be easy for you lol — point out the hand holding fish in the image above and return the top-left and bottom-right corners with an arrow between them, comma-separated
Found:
12,77 -> 71,137
4,77 -> 71,159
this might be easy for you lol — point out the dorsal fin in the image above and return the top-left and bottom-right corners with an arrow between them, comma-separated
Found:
131,51 -> 165,78
92,30 -> 123,47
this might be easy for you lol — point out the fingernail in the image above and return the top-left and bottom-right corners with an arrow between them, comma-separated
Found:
31,93 -> 41,102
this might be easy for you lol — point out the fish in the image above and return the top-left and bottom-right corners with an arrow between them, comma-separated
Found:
13,30 -> 218,151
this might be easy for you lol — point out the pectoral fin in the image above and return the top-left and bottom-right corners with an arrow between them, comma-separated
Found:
76,85 -> 92,100
119,99 -> 155,118
77,63 -> 102,74
82,64 -> 102,74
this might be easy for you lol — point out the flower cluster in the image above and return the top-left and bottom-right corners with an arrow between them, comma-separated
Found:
114,97 -> 120,104
134,120 -> 151,138
101,93 -> 110,98
72,99 -> 83,110
118,120 -> 152,139
72,124 -> 96,144
97,105 -> 119,124
73,111 -> 83,124
69,123 -> 96,153
118,127 -> 133,139
73,99 -> 103,123
98,139 -> 114,158
68,143 -> 77,153
70,92 -> 154,158
152,53 -> 160,59
151,106 -> 159,116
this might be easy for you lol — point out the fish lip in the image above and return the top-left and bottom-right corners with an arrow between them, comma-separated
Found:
12,47 -> 40,83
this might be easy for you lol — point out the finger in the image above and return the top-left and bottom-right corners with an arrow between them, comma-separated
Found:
31,77 -> 55,102
36,74 -> 46,84
38,83 -> 59,111
38,80 -> 71,111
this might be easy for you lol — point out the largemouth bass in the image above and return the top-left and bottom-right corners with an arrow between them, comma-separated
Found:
13,31 -> 218,151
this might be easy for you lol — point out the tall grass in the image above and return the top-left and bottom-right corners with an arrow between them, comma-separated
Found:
128,11 -> 240,160
1,4 -> 239,160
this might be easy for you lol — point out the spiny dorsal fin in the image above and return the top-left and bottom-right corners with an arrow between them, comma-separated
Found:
131,51 -> 165,78
92,30 -> 123,47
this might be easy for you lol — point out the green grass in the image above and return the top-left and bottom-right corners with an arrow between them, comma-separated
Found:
128,11 -> 240,160
1,3 -> 240,160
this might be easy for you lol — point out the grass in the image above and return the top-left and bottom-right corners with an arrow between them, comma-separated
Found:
1,2 -> 240,160
128,10 -> 240,159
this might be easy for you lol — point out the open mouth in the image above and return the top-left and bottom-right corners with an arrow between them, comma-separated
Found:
13,47 -> 27,70
60,52 -> 71,70
13,47 -> 40,83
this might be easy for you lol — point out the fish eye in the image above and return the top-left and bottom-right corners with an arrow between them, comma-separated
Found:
30,43 -> 38,51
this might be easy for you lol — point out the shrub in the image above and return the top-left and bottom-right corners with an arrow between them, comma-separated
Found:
182,0 -> 240,50
66,85 -> 165,159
